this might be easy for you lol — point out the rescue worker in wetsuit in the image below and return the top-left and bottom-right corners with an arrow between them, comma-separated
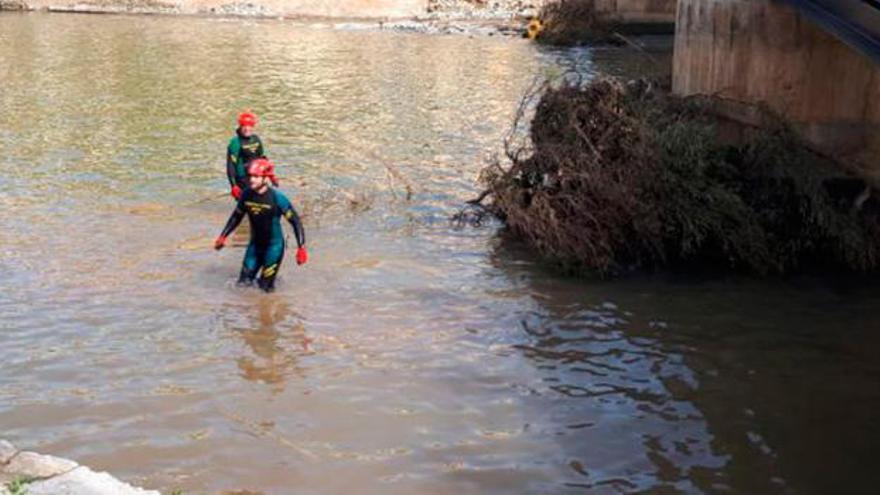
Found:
214,159 -> 307,292
227,111 -> 273,200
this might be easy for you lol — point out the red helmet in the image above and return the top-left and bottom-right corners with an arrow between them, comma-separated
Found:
247,158 -> 279,186
247,158 -> 274,177
238,111 -> 257,127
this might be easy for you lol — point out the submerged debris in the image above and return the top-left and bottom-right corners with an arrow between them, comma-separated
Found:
472,77 -> 880,276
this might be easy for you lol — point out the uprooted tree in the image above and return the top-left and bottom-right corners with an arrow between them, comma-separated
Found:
466,76 -> 880,276
533,0 -> 609,45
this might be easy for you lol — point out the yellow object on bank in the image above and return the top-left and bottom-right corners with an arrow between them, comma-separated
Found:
527,18 -> 544,40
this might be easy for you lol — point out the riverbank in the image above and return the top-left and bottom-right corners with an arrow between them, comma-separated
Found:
0,0 -> 541,30
0,440 -> 157,495
0,0 -> 537,37
1,0 -> 429,17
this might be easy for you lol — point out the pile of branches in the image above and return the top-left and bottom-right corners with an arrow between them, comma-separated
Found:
535,0 -> 612,45
473,77 -> 880,276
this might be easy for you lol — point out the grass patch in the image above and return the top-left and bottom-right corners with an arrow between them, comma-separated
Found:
5,477 -> 34,495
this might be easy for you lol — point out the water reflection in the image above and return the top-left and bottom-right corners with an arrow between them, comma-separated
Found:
218,297 -> 312,393
487,236 -> 880,493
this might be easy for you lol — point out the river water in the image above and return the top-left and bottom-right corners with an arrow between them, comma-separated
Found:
1,12 -> 879,495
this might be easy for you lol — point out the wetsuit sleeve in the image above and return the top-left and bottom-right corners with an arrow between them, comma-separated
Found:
256,135 -> 266,158
226,137 -> 241,188
277,193 -> 305,247
284,207 -> 306,248
220,196 -> 246,238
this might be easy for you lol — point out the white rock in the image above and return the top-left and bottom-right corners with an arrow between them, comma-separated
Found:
4,451 -> 77,479
28,466 -> 159,495
0,440 -> 16,464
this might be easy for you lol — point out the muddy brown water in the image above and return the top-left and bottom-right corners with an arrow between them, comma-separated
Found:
1,12 -> 879,495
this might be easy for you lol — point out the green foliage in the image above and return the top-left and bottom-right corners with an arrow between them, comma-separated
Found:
6,477 -> 33,495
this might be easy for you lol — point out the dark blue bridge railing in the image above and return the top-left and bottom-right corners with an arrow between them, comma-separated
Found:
784,0 -> 880,64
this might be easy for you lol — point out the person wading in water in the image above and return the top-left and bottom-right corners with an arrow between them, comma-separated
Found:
226,111 -> 273,200
215,159 -> 307,292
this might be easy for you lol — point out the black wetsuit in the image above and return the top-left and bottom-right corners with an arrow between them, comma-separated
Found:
219,187 -> 305,292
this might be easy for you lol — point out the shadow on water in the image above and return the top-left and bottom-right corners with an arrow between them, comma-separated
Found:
486,233 -> 880,494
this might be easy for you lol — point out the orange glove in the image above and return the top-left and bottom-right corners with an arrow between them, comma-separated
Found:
296,247 -> 308,265
231,185 -> 242,200
214,235 -> 227,250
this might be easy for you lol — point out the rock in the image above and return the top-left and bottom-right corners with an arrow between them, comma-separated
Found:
3,451 -> 77,479
332,22 -> 376,31
384,20 -> 430,33
0,440 -> 16,464
0,443 -> 155,494
207,1 -> 276,17
425,0 -> 537,19
45,2 -> 181,15
28,466 -> 160,495
0,1 -> 29,11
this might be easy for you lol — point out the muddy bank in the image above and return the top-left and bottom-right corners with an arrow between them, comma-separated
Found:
0,0 -> 539,20
3,0 -> 426,18
0,0 -> 541,37
0,0 -> 676,39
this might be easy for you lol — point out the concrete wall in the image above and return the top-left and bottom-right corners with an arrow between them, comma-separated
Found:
673,0 -> 880,178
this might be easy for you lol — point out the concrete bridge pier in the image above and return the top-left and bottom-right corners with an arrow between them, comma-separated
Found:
672,0 -> 880,180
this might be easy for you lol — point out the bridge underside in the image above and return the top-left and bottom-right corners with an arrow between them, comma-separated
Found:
784,0 -> 880,64
673,0 -> 880,180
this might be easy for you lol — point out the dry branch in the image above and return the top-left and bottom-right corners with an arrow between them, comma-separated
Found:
471,75 -> 880,276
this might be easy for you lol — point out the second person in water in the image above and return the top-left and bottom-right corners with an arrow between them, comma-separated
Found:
226,111 -> 273,200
